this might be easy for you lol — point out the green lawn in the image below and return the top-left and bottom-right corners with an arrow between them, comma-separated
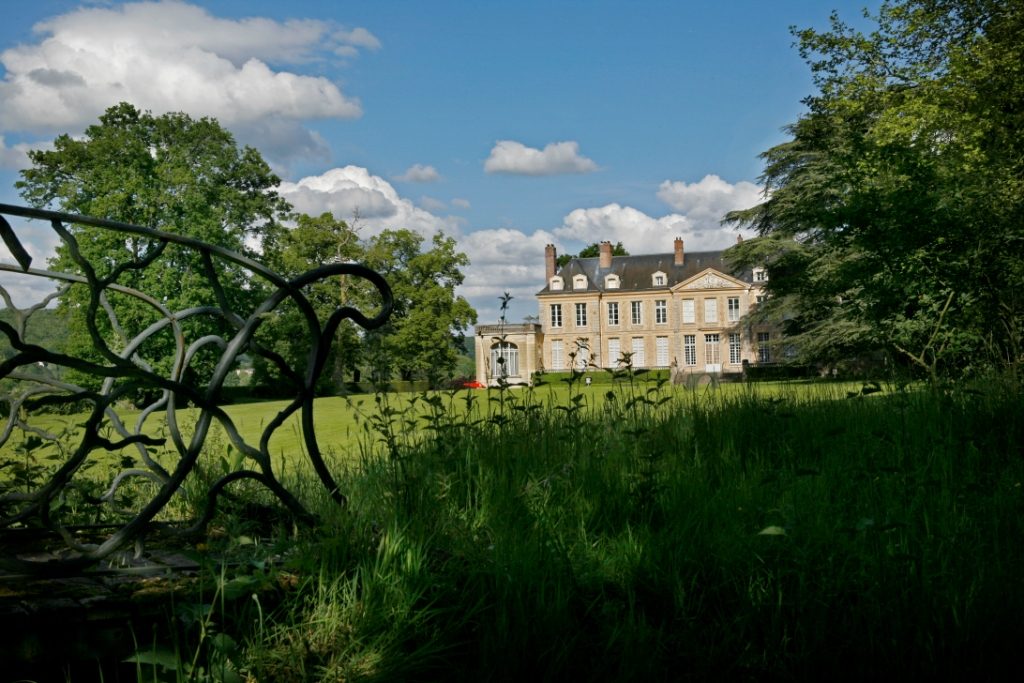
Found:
2,378 -> 890,476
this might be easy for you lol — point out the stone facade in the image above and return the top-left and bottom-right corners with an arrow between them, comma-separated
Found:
473,323 -> 543,386
474,238 -> 775,385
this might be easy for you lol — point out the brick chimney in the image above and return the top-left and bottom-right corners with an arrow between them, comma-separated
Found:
545,244 -> 557,280
599,240 -> 612,268
674,237 -> 685,266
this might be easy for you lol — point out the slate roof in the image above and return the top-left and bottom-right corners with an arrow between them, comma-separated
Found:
537,250 -> 753,295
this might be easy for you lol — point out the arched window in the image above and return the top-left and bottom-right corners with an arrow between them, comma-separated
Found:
605,274 -> 620,289
490,342 -> 520,378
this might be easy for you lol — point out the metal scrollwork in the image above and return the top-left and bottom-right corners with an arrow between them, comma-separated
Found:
0,203 -> 393,574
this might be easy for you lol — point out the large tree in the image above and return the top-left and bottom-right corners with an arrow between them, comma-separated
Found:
254,212 -> 366,392
17,103 -> 290,387
362,229 -> 477,387
725,0 -> 1023,378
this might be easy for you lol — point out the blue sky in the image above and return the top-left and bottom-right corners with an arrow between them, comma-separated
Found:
0,0 -> 880,322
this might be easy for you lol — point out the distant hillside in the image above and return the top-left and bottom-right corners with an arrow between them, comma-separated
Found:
0,307 -> 68,359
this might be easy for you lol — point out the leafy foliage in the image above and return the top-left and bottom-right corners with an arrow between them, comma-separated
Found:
725,0 -> 1024,378
16,102 -> 290,389
362,230 -> 477,388
255,219 -> 477,392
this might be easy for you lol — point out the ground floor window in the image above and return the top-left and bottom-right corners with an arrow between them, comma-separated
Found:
656,336 -> 669,366
575,338 -> 590,370
551,340 -> 563,370
728,333 -> 741,364
705,333 -> 721,365
757,331 -> 770,363
608,338 -> 621,367
491,342 -> 519,378
683,334 -> 696,366
631,337 -> 645,367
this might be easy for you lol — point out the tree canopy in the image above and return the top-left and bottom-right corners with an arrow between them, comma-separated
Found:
725,0 -> 1023,378
14,102 -> 477,393
17,103 -> 291,388
254,217 -> 476,391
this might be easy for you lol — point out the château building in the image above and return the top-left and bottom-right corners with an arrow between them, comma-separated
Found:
474,238 -> 775,385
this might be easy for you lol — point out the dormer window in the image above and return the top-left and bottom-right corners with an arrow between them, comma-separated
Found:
573,274 -> 588,290
753,268 -> 768,282
605,274 -> 620,289
652,271 -> 667,287
550,276 -> 564,291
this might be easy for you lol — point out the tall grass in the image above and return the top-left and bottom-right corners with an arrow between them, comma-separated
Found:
192,375 -> 1024,681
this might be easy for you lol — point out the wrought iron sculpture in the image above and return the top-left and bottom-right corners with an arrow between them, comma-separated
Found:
0,203 -> 393,574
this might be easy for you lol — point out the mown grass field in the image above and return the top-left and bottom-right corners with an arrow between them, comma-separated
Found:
2,378 -> 888,474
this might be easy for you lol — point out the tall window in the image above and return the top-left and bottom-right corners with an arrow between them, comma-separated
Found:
728,333 -> 741,364
727,297 -> 740,322
608,338 -> 621,367
631,337 -> 646,366
704,333 -> 721,364
490,342 -> 519,378
575,339 -> 590,370
656,337 -> 669,366
683,334 -> 697,366
704,298 -> 718,323
607,301 -> 619,326
631,301 -> 642,325
682,299 -> 695,324
550,304 -> 563,328
655,299 -> 668,324
575,302 -> 587,327
551,340 -> 564,370
757,331 -> 771,362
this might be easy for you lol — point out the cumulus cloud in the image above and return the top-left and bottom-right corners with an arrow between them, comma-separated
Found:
484,140 -> 598,176
0,1 -> 374,164
0,136 -> 35,169
656,174 -> 763,231
548,175 -> 762,254
458,228 -> 559,321
394,164 -> 440,183
418,196 -> 447,213
278,166 -> 461,239
0,218 -> 65,307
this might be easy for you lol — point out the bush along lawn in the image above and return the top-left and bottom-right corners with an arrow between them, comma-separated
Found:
127,373 -> 1024,681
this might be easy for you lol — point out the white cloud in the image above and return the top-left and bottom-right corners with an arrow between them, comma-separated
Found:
278,166 -> 461,239
484,140 -> 598,176
458,228 -> 558,322
0,136 -> 35,169
0,1 -> 373,164
418,196 -> 447,213
451,198 -> 471,210
656,174 -> 763,232
394,164 -> 440,183
0,218 -> 64,307
553,200 -> 757,255
553,204 -> 689,254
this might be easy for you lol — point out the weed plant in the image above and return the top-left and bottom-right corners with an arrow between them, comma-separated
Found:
157,370 -> 1024,682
